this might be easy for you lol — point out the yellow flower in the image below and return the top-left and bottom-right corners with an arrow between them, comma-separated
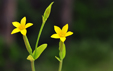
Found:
51,24 -> 73,42
11,17 -> 33,36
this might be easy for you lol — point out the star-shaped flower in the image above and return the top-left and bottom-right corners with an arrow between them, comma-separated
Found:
11,17 -> 33,36
51,24 -> 73,42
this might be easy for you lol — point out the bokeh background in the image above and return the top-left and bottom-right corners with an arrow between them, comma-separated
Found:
0,0 -> 113,71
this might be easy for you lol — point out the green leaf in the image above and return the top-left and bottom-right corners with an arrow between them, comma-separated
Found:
27,44 -> 47,61
33,44 -> 47,60
27,55 -> 34,61
59,42 -> 66,60
55,56 -> 61,62
62,43 -> 66,59
43,2 -> 54,22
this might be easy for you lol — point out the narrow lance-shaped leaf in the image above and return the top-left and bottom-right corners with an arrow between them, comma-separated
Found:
43,2 -> 54,23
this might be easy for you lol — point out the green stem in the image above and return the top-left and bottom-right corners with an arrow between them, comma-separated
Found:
58,60 -> 63,71
34,21 -> 45,57
35,22 -> 45,48
31,61 -> 35,71
58,41 -> 63,71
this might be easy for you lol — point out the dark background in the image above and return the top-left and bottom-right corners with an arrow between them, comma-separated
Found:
0,0 -> 113,71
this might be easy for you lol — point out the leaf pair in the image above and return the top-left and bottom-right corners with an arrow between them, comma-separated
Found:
27,44 -> 47,61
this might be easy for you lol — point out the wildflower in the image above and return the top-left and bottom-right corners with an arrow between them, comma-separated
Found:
51,24 -> 73,42
11,17 -> 33,36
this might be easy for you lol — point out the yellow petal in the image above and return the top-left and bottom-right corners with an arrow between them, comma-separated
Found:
21,17 -> 26,25
51,34 -> 60,38
12,22 -> 20,27
62,24 -> 68,33
20,29 -> 27,36
54,26 -> 61,34
25,23 -> 33,28
60,37 -> 66,42
27,55 -> 34,61
11,28 -> 20,34
66,31 -> 73,36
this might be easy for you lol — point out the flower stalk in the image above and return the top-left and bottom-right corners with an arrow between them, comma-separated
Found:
34,2 -> 54,58
35,21 -> 45,54
58,41 -> 64,71
59,60 -> 63,71
23,35 -> 33,56
51,24 -> 73,71
11,2 -> 55,71
34,21 -> 45,58
31,61 -> 35,71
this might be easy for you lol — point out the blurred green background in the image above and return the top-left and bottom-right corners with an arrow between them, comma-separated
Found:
0,0 -> 113,71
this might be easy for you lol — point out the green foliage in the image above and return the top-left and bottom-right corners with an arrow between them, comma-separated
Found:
59,42 -> 66,60
27,44 -> 47,61
33,2 -> 54,61
55,56 -> 61,61
23,36 -> 32,55
33,44 -> 47,60
3,0 -> 113,71
55,41 -> 66,61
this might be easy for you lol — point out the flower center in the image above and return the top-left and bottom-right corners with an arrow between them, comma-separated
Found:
59,32 -> 65,37
18,25 -> 25,30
